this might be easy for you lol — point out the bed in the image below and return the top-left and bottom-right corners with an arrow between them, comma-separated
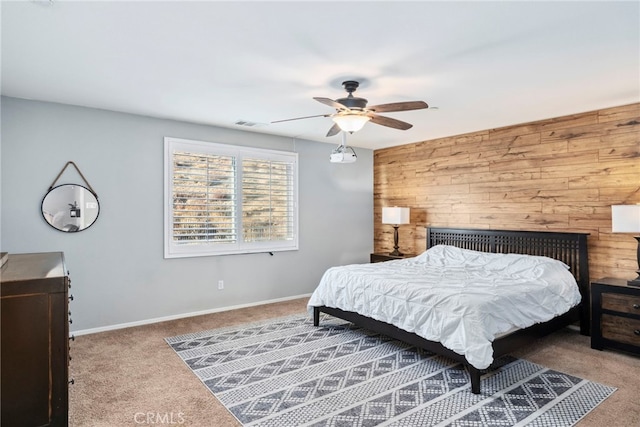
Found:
309,227 -> 589,394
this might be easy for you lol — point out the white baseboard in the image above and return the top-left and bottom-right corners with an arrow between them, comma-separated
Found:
71,293 -> 312,336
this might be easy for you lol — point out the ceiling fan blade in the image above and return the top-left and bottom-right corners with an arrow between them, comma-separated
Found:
326,123 -> 341,137
271,113 -> 330,124
367,101 -> 428,113
368,113 -> 413,130
313,97 -> 350,111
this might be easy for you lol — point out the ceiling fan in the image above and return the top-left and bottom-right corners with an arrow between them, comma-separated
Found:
272,80 -> 429,137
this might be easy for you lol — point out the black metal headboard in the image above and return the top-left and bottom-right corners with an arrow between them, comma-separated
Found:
427,227 -> 590,332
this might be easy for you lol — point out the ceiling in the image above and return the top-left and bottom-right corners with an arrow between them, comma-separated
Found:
2,1 -> 639,150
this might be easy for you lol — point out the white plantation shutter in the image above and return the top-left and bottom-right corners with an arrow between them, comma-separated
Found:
242,158 -> 295,243
172,152 -> 237,244
164,137 -> 298,258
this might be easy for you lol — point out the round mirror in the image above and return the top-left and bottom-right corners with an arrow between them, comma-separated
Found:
41,184 -> 100,232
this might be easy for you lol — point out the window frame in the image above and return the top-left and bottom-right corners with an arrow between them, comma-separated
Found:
164,137 -> 299,258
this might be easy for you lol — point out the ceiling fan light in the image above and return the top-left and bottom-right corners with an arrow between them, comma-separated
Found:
332,114 -> 371,133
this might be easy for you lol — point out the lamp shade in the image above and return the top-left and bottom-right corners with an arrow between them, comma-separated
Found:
332,114 -> 371,133
612,205 -> 640,233
382,207 -> 410,225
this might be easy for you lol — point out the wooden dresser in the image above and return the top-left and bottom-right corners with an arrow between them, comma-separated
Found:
1,252 -> 70,426
591,276 -> 640,355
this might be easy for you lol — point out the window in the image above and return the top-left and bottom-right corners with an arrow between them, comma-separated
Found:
164,137 -> 298,258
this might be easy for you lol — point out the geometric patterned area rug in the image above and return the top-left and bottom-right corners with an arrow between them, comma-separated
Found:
166,313 -> 616,427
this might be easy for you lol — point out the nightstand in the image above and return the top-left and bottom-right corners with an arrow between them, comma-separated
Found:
591,277 -> 640,355
370,253 -> 417,263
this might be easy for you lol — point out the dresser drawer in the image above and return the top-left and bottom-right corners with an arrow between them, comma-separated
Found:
602,292 -> 640,315
601,314 -> 640,347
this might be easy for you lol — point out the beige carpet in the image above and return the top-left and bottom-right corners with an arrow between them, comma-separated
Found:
69,298 -> 639,426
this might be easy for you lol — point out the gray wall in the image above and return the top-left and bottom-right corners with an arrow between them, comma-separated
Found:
1,96 -> 373,332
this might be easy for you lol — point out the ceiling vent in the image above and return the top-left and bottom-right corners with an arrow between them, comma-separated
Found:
234,120 -> 267,128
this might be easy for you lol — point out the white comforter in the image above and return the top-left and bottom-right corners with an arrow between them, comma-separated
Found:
308,245 -> 581,369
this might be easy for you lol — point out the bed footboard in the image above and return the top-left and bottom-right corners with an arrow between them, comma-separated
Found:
314,305 -> 483,393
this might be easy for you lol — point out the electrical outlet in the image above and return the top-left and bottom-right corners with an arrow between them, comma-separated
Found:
217,280 -> 224,290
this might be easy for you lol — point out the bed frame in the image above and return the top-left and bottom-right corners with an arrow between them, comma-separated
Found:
312,227 -> 590,394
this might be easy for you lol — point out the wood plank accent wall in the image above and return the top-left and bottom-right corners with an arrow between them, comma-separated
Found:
374,103 -> 640,281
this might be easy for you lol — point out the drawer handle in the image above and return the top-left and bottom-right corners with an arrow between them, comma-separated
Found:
635,330 -> 640,336
69,379 -> 75,385
69,335 -> 75,341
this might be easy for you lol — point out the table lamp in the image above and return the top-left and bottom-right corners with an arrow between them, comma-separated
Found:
382,207 -> 410,256
612,204 -> 640,287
